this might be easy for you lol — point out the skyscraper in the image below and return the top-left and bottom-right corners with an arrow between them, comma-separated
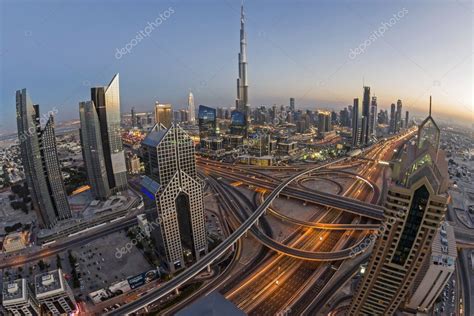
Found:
389,103 -> 396,134
348,97 -> 450,315
351,98 -> 362,147
79,101 -> 111,200
16,89 -> 71,228
289,98 -> 295,112
395,99 -> 403,132
154,102 -> 172,129
236,4 -> 249,130
317,111 -> 331,139
90,74 -> 127,193
131,107 -> 136,128
2,278 -> 40,316
362,86 -> 371,144
405,110 -> 410,128
188,91 -> 195,124
198,105 -> 217,139
141,124 -> 207,272
35,269 -> 77,315
369,96 -> 377,139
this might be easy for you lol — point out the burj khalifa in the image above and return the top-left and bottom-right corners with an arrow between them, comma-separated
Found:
236,3 -> 249,117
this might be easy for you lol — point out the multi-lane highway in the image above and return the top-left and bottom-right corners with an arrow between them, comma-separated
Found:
108,157 -> 349,315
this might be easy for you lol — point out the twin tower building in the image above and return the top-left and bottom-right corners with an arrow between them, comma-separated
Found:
17,74 -> 207,271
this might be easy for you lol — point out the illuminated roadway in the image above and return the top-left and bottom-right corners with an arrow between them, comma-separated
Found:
109,157 -> 350,315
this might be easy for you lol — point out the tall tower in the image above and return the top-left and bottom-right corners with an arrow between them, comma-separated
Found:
90,74 -> 127,193
188,91 -> 195,124
141,124 -> 207,272
79,101 -> 111,200
348,97 -> 450,315
369,96 -> 377,139
16,89 -> 71,228
351,98 -> 362,147
395,99 -> 403,132
362,86 -> 371,144
389,103 -> 396,134
236,3 -> 249,119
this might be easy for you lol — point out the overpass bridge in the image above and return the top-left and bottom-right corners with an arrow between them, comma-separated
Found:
109,157 -> 368,315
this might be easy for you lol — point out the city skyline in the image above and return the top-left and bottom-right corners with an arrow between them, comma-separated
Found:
1,0 -> 472,134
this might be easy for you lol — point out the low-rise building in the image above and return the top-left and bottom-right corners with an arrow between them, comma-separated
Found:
3,232 -> 27,253
2,278 -> 40,316
35,269 -> 77,315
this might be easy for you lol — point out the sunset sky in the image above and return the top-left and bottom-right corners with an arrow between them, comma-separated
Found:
1,0 -> 472,133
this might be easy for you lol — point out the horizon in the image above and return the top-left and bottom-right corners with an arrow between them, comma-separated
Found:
1,0 -> 472,134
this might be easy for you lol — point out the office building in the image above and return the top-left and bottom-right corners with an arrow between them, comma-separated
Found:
317,111 -> 332,139
235,4 -> 249,131
141,124 -> 207,272
131,107 -> 137,128
16,89 -> 71,228
362,86 -> 371,144
404,222 -> 457,313
395,99 -> 403,132
389,103 -> 396,134
90,74 -> 127,193
198,105 -> 217,139
79,101 -> 111,200
348,97 -> 450,315
289,97 -> 295,111
35,269 -> 77,315
2,279 -> 40,316
188,91 -> 195,123
230,110 -> 247,137
369,96 -> 377,139
351,98 -> 362,147
405,110 -> 410,128
154,102 -> 172,129
126,152 -> 141,174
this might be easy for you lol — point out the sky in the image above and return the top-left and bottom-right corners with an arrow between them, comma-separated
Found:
0,0 -> 472,133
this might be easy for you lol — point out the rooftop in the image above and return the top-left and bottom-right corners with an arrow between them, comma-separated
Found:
2,279 -> 27,305
35,269 -> 66,298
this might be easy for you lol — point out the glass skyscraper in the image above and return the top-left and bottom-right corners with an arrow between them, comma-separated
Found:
16,89 -> 71,228
79,101 -> 111,200
90,74 -> 127,193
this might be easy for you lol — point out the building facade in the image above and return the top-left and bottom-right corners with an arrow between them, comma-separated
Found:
90,74 -> 127,193
348,98 -> 450,315
35,269 -> 77,315
154,102 -> 173,129
79,100 -> 112,200
141,124 -> 207,272
2,279 -> 40,316
16,89 -> 71,228
188,92 -> 195,123
236,4 -> 249,131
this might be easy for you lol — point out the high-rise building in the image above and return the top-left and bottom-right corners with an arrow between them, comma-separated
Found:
131,107 -> 137,128
230,110 -> 247,137
396,99 -> 403,132
154,102 -> 172,129
35,269 -> 77,315
389,103 -> 396,134
188,91 -> 195,123
198,105 -> 217,139
362,86 -> 371,144
16,89 -> 71,228
405,110 -> 410,128
351,98 -> 362,147
404,222 -> 457,313
317,111 -> 331,138
141,124 -> 207,272
90,74 -> 127,193
289,98 -> 295,111
348,97 -> 450,315
369,96 -> 377,139
2,278 -> 40,316
236,4 -> 249,131
79,101 -> 111,200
